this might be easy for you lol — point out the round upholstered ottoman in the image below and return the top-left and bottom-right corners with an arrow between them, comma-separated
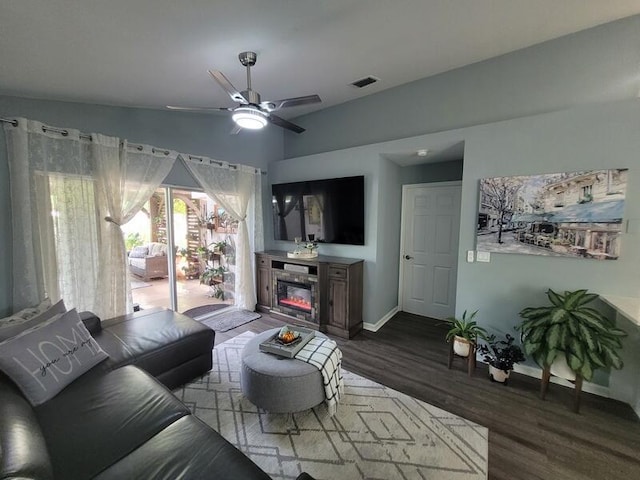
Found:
240,328 -> 326,413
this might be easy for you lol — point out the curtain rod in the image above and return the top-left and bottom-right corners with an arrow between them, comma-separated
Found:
184,154 -> 265,175
0,116 -> 171,155
1,116 -> 266,174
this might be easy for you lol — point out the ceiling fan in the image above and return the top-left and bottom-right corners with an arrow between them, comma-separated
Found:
167,51 -> 321,134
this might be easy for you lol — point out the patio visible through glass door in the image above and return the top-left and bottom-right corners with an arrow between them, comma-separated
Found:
121,187 -> 237,316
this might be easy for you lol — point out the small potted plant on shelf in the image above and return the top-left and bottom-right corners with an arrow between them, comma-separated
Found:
477,334 -> 525,384
444,310 -> 488,358
211,240 -> 228,255
517,289 -> 627,382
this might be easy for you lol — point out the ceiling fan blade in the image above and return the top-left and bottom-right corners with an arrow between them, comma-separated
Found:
261,94 -> 321,112
268,114 -> 305,134
208,70 -> 248,103
166,105 -> 232,112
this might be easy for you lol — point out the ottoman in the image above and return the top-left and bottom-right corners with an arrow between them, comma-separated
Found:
240,329 -> 326,413
93,308 -> 215,390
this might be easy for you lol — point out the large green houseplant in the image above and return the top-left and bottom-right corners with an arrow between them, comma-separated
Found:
518,289 -> 627,381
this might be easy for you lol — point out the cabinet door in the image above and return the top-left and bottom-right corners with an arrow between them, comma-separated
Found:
257,267 -> 271,307
329,278 -> 348,329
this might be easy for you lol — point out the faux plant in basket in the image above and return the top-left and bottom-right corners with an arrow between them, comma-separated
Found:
477,334 -> 525,384
444,310 -> 488,358
517,289 -> 627,382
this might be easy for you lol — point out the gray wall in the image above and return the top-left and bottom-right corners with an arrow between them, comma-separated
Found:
399,160 -> 463,185
272,100 -> 640,394
266,141 -> 465,325
285,15 -> 640,159
0,95 -> 283,315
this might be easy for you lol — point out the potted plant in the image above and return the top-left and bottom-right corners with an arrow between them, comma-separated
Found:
518,289 -> 627,382
200,265 -> 227,286
478,334 -> 525,383
210,240 -> 228,255
444,310 -> 488,358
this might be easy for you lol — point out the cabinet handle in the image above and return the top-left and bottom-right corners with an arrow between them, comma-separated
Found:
329,300 -> 333,306
266,285 -> 269,291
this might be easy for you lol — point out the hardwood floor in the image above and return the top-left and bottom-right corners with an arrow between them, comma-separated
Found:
217,310 -> 640,480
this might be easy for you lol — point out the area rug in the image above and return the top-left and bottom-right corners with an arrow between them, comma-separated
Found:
200,309 -> 261,332
182,303 -> 229,319
173,332 -> 488,480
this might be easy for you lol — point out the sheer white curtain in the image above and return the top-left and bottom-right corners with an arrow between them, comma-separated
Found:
184,157 -> 263,310
92,137 -> 177,319
4,119 -> 176,319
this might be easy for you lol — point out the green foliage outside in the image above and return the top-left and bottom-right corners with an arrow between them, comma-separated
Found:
125,232 -> 144,251
173,198 -> 186,214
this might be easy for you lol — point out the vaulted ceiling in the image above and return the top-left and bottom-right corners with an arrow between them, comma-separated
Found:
1,1 -> 639,119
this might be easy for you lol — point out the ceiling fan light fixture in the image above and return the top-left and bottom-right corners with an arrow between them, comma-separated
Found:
232,106 -> 268,130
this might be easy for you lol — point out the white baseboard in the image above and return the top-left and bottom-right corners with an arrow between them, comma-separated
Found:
510,363 -> 610,398
364,306 -> 399,332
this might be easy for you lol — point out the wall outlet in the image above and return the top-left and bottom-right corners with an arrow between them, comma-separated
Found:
477,251 -> 491,263
466,250 -> 475,262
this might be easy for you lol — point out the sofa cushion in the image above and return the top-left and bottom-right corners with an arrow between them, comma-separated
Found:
35,365 -> 190,480
0,373 -> 54,480
129,245 -> 149,258
93,415 -> 272,480
0,299 -> 66,342
0,309 -> 109,406
128,257 -> 147,269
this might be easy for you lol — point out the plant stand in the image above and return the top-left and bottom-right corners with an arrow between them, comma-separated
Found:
540,365 -> 584,413
448,340 -> 476,376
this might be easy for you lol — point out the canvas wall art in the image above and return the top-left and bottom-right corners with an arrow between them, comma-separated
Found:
476,169 -> 627,259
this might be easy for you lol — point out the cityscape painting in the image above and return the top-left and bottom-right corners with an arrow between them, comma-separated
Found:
476,169 -> 627,259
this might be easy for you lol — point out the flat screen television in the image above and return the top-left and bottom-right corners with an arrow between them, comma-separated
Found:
272,175 -> 365,245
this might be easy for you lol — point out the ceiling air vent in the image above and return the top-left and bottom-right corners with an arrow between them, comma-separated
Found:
350,76 -> 379,88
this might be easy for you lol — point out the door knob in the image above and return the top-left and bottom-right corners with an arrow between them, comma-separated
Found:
404,255 -> 413,260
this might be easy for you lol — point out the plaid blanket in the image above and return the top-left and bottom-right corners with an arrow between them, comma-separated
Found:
295,336 -> 344,416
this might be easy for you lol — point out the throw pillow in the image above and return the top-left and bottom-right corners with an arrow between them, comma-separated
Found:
129,245 -> 149,258
0,299 -> 66,342
148,242 -> 167,257
0,298 -> 52,329
0,308 -> 109,406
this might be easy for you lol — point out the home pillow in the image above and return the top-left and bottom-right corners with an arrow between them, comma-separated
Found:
0,299 -> 66,342
0,308 -> 109,406
129,245 -> 149,258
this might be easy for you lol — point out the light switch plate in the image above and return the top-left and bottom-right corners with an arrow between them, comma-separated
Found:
466,250 -> 475,262
477,251 -> 491,263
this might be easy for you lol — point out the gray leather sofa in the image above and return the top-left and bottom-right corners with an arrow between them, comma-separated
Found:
0,308 -> 311,479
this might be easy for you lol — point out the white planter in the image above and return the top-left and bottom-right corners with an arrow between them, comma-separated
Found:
489,365 -> 511,383
453,336 -> 472,357
550,355 -> 576,381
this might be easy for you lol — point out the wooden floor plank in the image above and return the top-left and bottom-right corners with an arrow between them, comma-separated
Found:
217,309 -> 640,479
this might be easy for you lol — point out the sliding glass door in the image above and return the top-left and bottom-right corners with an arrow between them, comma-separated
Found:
121,187 -> 237,316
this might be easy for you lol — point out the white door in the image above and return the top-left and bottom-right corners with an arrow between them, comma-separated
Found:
400,183 -> 461,319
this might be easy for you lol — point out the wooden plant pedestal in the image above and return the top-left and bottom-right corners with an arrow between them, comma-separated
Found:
540,365 -> 584,413
447,340 -> 476,376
